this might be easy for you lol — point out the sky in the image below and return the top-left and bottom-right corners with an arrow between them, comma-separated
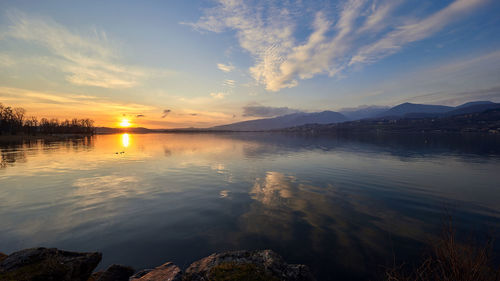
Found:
0,0 -> 499,128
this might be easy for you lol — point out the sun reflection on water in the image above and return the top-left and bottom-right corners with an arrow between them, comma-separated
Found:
121,133 -> 130,148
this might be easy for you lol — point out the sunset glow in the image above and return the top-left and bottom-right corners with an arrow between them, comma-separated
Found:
119,119 -> 131,128
0,1 -> 498,129
1,1 -> 500,280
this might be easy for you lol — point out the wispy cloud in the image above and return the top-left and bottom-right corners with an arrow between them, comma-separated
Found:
350,0 -> 487,65
223,79 -> 236,87
358,0 -> 400,34
191,0 -> 487,92
0,86 -> 157,122
210,92 -> 227,99
1,10 -> 171,89
405,86 -> 500,106
339,49 -> 500,106
217,63 -> 234,72
424,50 -> 500,78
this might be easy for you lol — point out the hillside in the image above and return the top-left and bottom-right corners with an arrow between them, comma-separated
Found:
340,106 -> 390,120
279,108 -> 500,134
377,102 -> 453,118
444,102 -> 500,116
210,111 -> 347,131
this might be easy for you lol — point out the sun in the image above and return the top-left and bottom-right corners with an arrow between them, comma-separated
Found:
119,118 -> 131,128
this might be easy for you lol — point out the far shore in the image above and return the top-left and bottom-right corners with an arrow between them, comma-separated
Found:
0,133 -> 94,142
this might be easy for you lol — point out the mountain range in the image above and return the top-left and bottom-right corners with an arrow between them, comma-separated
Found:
280,107 -> 500,134
376,102 -> 453,118
339,106 -> 390,120
209,101 -> 500,131
210,111 -> 347,131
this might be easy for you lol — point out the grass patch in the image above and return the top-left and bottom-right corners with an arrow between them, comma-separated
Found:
385,217 -> 500,281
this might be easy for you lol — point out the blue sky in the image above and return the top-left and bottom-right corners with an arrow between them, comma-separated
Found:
0,0 -> 499,128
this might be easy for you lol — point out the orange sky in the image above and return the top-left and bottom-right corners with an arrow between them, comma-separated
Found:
0,87 -> 236,128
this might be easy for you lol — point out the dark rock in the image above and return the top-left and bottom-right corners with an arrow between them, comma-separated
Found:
87,271 -> 103,281
128,269 -> 154,279
0,247 -> 101,281
0,248 -> 314,281
92,264 -> 134,281
129,262 -> 182,281
184,250 -> 315,281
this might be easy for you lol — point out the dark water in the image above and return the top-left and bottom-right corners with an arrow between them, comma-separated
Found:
1,133 -> 499,280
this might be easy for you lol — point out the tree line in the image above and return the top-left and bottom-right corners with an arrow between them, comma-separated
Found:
0,103 -> 95,135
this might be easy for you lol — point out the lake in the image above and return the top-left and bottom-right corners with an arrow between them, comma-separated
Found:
1,133 -> 500,280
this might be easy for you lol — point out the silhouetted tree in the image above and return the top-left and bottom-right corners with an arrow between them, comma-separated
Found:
0,103 -> 95,135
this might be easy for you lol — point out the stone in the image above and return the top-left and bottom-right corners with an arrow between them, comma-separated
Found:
128,269 -> 154,279
87,271 -> 103,281
129,262 -> 182,281
93,264 -> 134,281
184,250 -> 316,281
0,247 -> 101,281
0,248 -> 315,281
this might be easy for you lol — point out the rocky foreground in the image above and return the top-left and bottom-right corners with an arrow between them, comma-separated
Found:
0,248 -> 315,281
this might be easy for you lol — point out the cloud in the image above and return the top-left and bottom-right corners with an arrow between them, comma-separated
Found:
217,63 -> 234,72
425,50 -> 500,78
136,114 -> 145,118
358,0 -> 400,34
1,10 -> 170,88
0,87 -> 155,110
191,0 -> 487,92
242,104 -> 301,117
358,49 -> 500,106
405,86 -> 500,106
0,86 -> 158,125
349,0 -> 487,66
161,109 -> 171,118
210,92 -> 226,99
223,79 -> 235,87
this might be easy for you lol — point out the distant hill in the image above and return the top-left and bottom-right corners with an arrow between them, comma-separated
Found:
444,102 -> 500,116
455,101 -> 494,109
375,101 -> 500,119
279,108 -> 500,134
340,106 -> 390,120
210,111 -> 348,131
94,100 -> 499,133
377,102 -> 453,118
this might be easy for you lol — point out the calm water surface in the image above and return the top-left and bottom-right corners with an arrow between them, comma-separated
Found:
1,133 -> 500,280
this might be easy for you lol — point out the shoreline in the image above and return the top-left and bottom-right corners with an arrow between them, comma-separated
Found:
0,248 -> 315,281
0,134 -> 94,142
1,130 -> 498,140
